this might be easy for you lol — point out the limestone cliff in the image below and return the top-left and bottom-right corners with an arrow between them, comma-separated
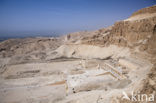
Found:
80,5 -> 156,55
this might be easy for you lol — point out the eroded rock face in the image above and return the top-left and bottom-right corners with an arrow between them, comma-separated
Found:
80,5 -> 156,55
80,27 -> 112,46
110,17 -> 156,47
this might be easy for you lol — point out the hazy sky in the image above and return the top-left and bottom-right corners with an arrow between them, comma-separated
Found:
0,0 -> 156,38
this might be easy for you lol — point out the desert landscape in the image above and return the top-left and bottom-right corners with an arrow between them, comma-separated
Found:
0,5 -> 156,103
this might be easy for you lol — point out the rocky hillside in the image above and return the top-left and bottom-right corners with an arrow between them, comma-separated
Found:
0,37 -> 63,66
79,5 -> 156,54
131,5 -> 156,17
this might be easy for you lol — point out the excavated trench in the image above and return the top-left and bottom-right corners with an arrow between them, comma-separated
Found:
0,57 -> 151,103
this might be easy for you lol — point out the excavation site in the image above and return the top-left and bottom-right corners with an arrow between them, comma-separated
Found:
0,3 -> 156,103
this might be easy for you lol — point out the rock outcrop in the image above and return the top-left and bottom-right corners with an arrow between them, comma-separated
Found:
80,5 -> 156,55
111,15 -> 156,54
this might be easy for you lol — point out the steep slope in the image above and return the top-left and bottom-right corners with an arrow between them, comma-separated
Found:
80,5 -> 156,55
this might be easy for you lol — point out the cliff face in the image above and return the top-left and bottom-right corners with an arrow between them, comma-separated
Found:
111,5 -> 156,54
111,16 -> 156,52
80,5 -> 156,55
